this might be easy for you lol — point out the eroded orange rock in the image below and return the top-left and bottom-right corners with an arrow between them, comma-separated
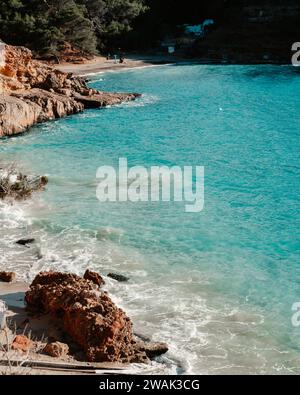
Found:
25,271 -> 147,363
84,269 -> 105,287
0,44 -> 140,137
11,335 -> 32,353
43,342 -> 69,358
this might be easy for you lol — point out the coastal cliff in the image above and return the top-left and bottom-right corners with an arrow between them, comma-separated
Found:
0,44 -> 140,137
0,270 -> 168,369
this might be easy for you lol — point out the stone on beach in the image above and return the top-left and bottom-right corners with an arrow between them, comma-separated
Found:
25,271 -> 148,363
11,335 -> 33,353
43,342 -> 69,358
0,271 -> 16,283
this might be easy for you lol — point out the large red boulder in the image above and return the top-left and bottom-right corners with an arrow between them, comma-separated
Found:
25,271 -> 145,363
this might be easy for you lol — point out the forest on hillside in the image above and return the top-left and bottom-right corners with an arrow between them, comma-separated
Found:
0,0 -> 242,55
0,0 -> 299,61
0,0 -> 147,56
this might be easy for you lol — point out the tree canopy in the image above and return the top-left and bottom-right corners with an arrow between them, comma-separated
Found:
0,0 -> 147,55
1,0 -> 299,58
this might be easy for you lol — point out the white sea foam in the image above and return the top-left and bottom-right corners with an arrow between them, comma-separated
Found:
81,63 -> 171,78
115,94 -> 160,108
0,197 -> 299,374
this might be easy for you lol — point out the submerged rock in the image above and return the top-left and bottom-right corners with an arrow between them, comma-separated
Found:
16,239 -> 35,246
25,271 -> 149,363
108,273 -> 129,283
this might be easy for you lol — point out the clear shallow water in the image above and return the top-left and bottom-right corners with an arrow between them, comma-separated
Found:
0,64 -> 300,374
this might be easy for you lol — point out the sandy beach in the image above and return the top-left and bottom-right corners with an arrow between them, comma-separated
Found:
0,280 -> 127,375
1,279 -> 162,375
55,55 -> 177,76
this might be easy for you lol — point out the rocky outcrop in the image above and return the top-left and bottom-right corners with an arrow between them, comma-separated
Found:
73,92 -> 141,109
0,95 -> 40,136
0,44 -> 140,137
11,89 -> 84,122
0,75 -> 24,94
25,271 -> 168,364
25,272 -> 148,363
83,269 -> 105,287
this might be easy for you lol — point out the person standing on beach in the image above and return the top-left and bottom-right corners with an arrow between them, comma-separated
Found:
119,51 -> 126,64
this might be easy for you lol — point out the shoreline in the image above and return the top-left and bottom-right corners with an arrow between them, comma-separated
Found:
54,54 -> 292,77
0,273 -> 169,375
0,45 -> 142,138
0,280 -> 132,374
55,55 -> 175,77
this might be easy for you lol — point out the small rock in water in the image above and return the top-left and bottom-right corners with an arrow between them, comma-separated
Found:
16,238 -> 35,246
11,335 -> 33,353
136,341 -> 169,358
0,271 -> 16,283
107,273 -> 129,283
43,342 -> 69,358
84,269 -> 105,287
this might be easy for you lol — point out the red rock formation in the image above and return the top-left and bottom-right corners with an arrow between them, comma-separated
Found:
0,44 -> 140,137
12,89 -> 84,122
11,335 -> 33,352
73,92 -> 141,108
25,272 -> 147,363
43,342 -> 69,358
84,269 -> 105,287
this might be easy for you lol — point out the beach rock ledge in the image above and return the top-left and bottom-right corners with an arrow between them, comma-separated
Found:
0,44 -> 140,137
25,271 -> 168,364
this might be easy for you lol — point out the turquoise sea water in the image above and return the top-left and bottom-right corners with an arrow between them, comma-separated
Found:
0,64 -> 300,374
